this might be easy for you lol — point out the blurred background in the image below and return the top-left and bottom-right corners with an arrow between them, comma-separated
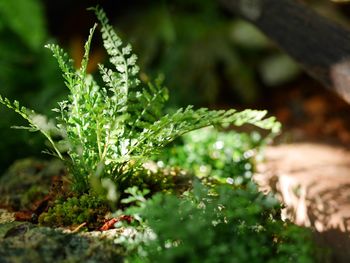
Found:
1,0 -> 350,173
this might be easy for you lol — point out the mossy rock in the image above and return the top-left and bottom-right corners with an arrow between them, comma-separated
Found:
0,158 -> 66,211
0,222 -> 124,263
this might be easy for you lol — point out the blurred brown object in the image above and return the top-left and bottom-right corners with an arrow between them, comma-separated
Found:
221,0 -> 350,104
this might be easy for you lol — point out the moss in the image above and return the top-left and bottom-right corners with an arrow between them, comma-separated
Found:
39,194 -> 109,229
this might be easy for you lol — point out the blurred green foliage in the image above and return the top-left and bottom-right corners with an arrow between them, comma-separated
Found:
158,127 -> 263,185
118,0 -> 300,106
0,0 -> 46,51
0,0 -> 65,172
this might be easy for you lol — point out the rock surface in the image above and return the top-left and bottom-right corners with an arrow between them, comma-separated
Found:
0,220 -> 124,263
256,142 -> 350,263
0,158 -> 66,211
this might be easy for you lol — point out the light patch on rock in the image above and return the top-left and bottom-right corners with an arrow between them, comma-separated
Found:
0,209 -> 15,224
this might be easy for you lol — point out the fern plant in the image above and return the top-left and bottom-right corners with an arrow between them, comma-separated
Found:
0,7 -> 280,193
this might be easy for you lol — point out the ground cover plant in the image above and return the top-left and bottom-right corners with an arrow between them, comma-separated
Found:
120,183 -> 316,263
0,6 -> 320,262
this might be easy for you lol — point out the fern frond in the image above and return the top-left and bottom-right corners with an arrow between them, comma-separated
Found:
127,80 -> 169,132
98,64 -> 127,113
45,44 -> 76,91
0,95 -> 34,123
126,108 -> 280,161
80,23 -> 97,76
129,107 -> 221,153
93,6 -> 140,98
0,95 -> 63,159
229,109 -> 281,133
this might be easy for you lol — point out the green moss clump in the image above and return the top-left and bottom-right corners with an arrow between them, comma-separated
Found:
39,194 -> 109,229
